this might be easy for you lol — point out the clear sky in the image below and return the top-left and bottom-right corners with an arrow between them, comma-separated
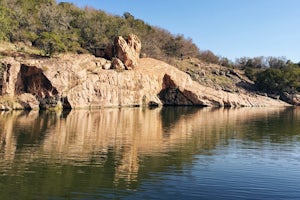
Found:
57,0 -> 300,62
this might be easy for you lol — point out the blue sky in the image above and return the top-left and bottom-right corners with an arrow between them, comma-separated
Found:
57,0 -> 300,62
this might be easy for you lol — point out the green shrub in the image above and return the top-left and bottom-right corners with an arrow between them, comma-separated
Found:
255,67 -> 300,94
34,32 -> 67,56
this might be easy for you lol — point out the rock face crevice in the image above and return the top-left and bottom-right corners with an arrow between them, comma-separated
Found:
17,64 -> 58,98
16,64 -> 62,109
159,74 -> 195,106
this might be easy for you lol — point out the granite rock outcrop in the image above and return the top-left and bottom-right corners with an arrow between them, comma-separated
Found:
0,54 -> 289,110
113,34 -> 141,69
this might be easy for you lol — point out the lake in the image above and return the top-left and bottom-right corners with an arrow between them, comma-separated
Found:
0,107 -> 300,200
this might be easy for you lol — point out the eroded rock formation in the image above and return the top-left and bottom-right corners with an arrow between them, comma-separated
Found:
111,57 -> 125,70
0,54 -> 289,110
113,34 -> 141,69
1,57 -> 20,97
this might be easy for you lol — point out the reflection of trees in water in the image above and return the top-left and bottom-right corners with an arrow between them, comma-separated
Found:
0,107 -> 299,197
239,107 -> 300,143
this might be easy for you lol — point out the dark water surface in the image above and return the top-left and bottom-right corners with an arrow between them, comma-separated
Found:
0,107 -> 300,200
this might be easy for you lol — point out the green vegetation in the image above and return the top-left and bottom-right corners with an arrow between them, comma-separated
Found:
255,65 -> 300,94
0,0 -> 200,60
235,56 -> 300,96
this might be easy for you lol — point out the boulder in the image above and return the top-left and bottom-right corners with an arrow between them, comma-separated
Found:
114,34 -> 141,69
127,34 -> 142,58
282,92 -> 300,106
0,97 -> 23,111
17,93 -> 39,110
1,58 -> 21,97
102,62 -> 112,70
111,58 -> 125,70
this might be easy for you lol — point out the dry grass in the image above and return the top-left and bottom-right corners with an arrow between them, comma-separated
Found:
0,42 -> 43,59
172,57 -> 251,93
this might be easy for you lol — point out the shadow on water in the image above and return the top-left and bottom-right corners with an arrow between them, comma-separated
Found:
0,106 -> 299,199
160,106 -> 200,137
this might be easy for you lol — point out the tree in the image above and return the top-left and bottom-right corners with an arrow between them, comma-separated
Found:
255,67 -> 300,94
123,12 -> 134,20
199,50 -> 219,64
235,56 -> 268,69
219,57 -> 233,68
267,56 -> 287,69
0,4 -> 16,41
34,32 -> 67,56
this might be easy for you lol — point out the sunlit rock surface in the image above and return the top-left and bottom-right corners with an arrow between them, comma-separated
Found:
0,54 -> 289,109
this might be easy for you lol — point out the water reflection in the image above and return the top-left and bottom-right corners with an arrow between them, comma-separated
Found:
0,107 -> 299,199
0,107 -> 297,164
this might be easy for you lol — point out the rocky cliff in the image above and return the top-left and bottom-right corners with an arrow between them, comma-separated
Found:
0,35 -> 290,110
0,55 -> 289,110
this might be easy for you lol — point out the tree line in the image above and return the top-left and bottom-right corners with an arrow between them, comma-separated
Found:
0,0 -> 200,60
235,56 -> 300,95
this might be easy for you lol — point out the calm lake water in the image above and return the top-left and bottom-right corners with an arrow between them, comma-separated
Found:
0,107 -> 300,200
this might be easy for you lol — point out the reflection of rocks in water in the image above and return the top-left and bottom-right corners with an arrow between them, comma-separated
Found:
0,111 -> 35,153
41,108 -> 164,184
0,107 -> 294,184
0,112 -> 19,161
160,106 -> 201,137
0,110 -> 64,163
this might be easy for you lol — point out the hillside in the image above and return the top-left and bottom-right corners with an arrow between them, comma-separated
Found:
173,58 -> 254,93
0,0 -> 200,62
